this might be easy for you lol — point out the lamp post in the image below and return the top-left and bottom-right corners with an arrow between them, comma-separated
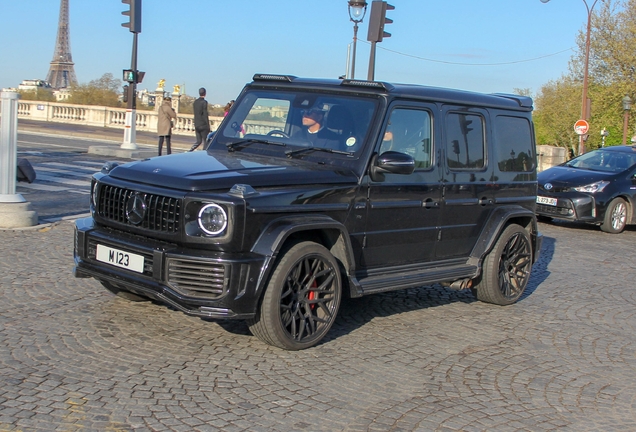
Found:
348,0 -> 367,79
622,95 -> 632,145
541,0 -> 600,155
600,127 -> 609,147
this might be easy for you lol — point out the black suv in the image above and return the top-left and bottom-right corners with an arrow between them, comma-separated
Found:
74,74 -> 543,350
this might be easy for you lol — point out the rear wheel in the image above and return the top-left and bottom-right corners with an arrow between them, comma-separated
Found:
248,242 -> 342,350
473,224 -> 532,305
601,198 -> 627,234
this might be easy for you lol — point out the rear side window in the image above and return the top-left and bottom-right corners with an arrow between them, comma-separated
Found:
446,113 -> 485,169
494,116 -> 534,172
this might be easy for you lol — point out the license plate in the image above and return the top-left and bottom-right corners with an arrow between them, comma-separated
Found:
96,244 -> 145,273
536,196 -> 557,206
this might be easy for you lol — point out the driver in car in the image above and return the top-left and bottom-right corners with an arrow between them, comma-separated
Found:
298,107 -> 339,148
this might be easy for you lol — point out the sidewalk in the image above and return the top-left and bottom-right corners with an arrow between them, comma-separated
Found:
18,118 -> 198,157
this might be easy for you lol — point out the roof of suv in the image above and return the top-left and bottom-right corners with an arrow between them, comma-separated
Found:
250,74 -> 533,112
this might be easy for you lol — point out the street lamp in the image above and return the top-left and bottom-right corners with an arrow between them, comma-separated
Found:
541,0 -> 600,155
622,95 -> 632,145
348,0 -> 367,79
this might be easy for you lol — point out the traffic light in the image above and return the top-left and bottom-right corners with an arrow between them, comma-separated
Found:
122,0 -> 141,33
452,140 -> 460,155
367,1 -> 394,43
122,85 -> 129,103
123,69 -> 135,83
123,70 -> 145,83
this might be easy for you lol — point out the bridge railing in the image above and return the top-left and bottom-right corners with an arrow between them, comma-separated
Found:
14,100 -> 225,136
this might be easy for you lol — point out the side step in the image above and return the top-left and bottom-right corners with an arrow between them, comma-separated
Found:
355,264 -> 479,296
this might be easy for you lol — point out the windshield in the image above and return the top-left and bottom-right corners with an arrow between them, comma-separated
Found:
211,89 -> 378,160
565,149 -> 636,173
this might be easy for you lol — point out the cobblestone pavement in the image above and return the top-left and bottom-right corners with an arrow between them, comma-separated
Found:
1,220 -> 636,431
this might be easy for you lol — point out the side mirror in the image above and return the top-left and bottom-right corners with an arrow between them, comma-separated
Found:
370,151 -> 415,182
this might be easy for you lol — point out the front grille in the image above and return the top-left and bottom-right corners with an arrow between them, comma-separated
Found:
87,239 -> 154,276
538,186 -> 570,193
537,202 -> 573,216
167,258 -> 228,299
97,185 -> 181,233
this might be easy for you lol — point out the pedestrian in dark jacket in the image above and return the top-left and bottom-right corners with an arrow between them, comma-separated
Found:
157,97 -> 177,155
189,87 -> 210,151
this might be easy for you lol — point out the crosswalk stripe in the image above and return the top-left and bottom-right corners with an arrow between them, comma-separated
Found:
18,183 -> 69,192
16,159 -> 108,193
35,173 -> 91,187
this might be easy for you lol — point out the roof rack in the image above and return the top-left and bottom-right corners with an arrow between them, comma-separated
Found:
252,74 -> 296,82
340,79 -> 392,91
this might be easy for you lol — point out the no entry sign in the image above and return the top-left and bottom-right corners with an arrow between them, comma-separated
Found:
574,119 -> 589,135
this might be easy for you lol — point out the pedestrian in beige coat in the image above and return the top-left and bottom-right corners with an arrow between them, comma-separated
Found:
157,97 -> 177,155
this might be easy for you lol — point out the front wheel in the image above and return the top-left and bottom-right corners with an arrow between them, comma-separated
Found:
472,224 -> 533,305
601,198 -> 627,234
248,242 -> 342,350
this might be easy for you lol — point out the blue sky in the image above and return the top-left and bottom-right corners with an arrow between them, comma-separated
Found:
1,0 -> 589,105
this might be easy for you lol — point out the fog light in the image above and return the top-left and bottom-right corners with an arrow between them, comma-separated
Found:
197,204 -> 227,235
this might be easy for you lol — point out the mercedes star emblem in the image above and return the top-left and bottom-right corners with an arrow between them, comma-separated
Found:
125,192 -> 147,225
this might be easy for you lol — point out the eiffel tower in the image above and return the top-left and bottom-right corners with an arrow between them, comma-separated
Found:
46,0 -> 78,89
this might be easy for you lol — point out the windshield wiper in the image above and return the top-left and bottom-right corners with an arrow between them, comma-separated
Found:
285,146 -> 355,158
226,139 -> 286,152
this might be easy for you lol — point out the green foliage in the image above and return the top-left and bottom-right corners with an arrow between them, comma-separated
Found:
18,89 -> 55,102
66,73 -> 123,107
535,0 -> 636,153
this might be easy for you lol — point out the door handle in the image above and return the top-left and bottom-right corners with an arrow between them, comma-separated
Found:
478,197 -> 493,206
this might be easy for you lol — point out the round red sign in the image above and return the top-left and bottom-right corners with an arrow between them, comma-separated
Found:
574,119 -> 589,135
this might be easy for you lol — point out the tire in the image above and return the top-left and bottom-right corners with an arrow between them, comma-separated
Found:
600,198 -> 627,234
472,224 -> 532,305
247,241 -> 342,350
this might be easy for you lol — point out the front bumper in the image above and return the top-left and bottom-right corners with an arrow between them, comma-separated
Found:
536,192 -> 598,223
73,217 -> 269,320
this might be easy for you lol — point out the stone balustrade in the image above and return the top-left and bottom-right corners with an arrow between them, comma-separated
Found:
15,100 -> 225,136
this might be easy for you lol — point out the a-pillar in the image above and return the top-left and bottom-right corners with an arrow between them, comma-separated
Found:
0,91 -> 38,228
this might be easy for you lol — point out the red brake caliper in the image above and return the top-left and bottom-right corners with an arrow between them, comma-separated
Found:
308,281 -> 317,309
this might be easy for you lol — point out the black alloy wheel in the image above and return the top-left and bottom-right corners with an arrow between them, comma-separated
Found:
473,224 -> 533,305
248,241 -> 342,350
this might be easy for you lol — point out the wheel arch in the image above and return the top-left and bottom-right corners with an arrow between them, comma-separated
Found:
250,215 -> 356,301
470,206 -> 540,266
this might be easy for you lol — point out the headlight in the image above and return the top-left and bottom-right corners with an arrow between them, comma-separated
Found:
197,203 -> 227,235
574,180 -> 609,193
91,180 -> 98,209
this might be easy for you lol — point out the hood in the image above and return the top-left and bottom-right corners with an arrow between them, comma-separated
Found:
107,151 -> 359,191
537,165 -> 613,187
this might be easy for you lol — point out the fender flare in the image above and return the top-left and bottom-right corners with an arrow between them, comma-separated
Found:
470,206 -> 539,264
250,214 -> 356,296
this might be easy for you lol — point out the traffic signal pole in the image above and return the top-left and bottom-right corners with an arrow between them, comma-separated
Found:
122,31 -> 138,150
121,0 -> 142,150
366,1 -> 394,81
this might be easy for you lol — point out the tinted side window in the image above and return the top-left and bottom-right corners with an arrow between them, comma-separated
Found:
495,116 -> 534,172
446,113 -> 485,169
380,108 -> 433,169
